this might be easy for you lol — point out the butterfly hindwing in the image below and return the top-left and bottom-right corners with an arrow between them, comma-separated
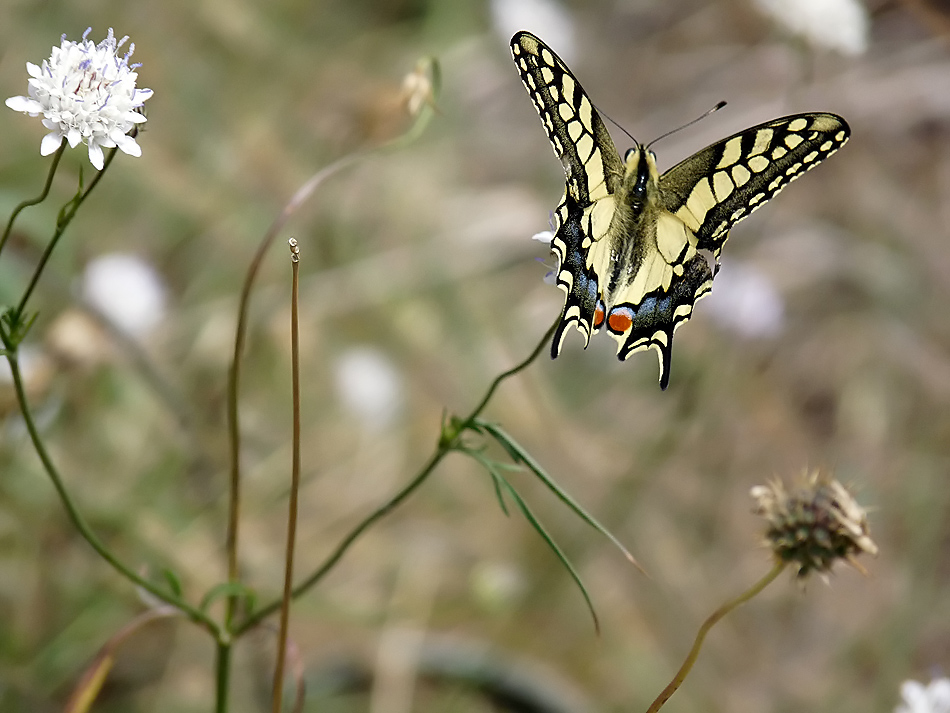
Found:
659,114 -> 850,256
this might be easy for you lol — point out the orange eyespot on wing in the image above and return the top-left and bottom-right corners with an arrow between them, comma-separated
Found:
606,307 -> 633,334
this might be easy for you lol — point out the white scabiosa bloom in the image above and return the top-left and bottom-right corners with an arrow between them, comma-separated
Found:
896,678 -> 950,713
81,253 -> 167,338
753,0 -> 870,55
5,28 -> 153,170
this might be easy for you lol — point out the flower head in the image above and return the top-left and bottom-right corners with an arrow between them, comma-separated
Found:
751,469 -> 877,579
5,28 -> 153,170
896,677 -> 950,713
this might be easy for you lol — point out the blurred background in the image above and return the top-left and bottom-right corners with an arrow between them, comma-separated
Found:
1,0 -> 949,711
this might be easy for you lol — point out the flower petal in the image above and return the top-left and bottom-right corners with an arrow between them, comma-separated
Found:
87,142 -> 104,170
114,133 -> 141,157
40,132 -> 64,156
5,95 -> 43,114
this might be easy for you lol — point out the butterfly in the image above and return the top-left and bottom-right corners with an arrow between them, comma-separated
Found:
511,31 -> 849,389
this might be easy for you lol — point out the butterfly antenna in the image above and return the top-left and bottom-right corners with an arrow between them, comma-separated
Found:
646,100 -> 727,150
597,103 -> 640,149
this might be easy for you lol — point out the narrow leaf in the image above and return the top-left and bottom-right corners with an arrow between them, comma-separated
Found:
199,582 -> 256,613
494,473 -> 600,633
479,420 -> 644,573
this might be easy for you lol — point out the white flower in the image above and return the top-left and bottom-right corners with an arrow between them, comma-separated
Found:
753,0 -> 870,55
491,0 -> 577,65
5,28 -> 153,170
896,678 -> 950,713
703,261 -> 784,339
333,347 -> 405,432
531,230 -> 559,284
81,253 -> 167,338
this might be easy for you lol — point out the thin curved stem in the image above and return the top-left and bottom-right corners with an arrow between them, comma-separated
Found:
3,352 -> 220,637
645,560 -> 786,713
16,147 -> 118,317
234,315 -> 558,637
459,317 -> 558,426
0,142 -> 67,258
223,152 -> 363,634
235,446 -> 448,636
223,90 -> 440,635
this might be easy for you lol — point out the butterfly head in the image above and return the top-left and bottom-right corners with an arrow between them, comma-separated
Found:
622,145 -> 660,212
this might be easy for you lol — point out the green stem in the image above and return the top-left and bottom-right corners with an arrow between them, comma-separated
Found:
459,317 -> 558,426
3,351 -> 220,637
235,445 -> 448,636
234,316 -> 559,637
0,142 -> 67,258
214,638 -> 232,713
645,560 -> 786,713
16,147 -> 118,317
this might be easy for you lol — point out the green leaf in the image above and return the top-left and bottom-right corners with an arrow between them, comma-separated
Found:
493,471 -> 600,633
477,419 -> 643,573
162,569 -> 183,598
463,447 -> 513,516
199,582 -> 256,614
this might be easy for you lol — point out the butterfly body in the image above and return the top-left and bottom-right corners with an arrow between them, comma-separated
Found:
511,30 -> 849,388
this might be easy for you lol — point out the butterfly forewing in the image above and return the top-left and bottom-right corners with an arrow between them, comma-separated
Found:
511,31 -> 624,209
659,113 -> 850,256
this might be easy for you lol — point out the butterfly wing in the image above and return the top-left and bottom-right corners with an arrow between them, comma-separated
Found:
511,31 -> 625,354
659,113 -> 850,256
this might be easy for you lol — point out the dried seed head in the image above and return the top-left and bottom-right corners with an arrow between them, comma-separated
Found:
751,469 -> 877,579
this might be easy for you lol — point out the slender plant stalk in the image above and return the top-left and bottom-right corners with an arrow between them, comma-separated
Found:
273,241 -> 302,713
224,152 -> 364,635
0,141 -> 67,258
3,353 -> 220,636
234,317 -> 559,636
645,560 -> 786,713
223,90 -> 439,636
16,147 -> 118,317
459,318 -> 558,424
214,640 -> 232,713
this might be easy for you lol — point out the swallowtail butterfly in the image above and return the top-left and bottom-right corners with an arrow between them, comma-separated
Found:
511,31 -> 849,389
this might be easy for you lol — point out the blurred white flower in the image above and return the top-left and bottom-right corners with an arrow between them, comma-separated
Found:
753,0 -> 870,55
5,28 -> 152,169
82,253 -> 167,338
491,0 -> 577,65
0,345 -> 49,386
704,261 -> 784,339
531,230 -> 559,284
334,347 -> 404,432
470,561 -> 527,613
896,678 -> 950,713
